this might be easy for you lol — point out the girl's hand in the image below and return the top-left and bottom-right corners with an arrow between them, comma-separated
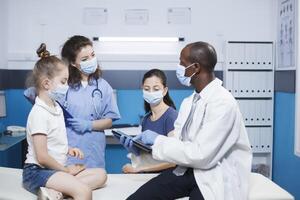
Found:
68,148 -> 84,159
66,164 -> 85,175
122,163 -> 140,173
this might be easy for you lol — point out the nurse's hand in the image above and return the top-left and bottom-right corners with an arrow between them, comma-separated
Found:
119,135 -> 140,156
67,118 -> 93,134
24,87 -> 37,104
134,130 -> 159,146
68,147 -> 84,159
66,164 -> 85,176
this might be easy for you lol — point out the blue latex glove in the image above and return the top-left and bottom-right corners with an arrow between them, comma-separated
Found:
67,118 -> 93,134
119,135 -> 140,156
134,130 -> 159,146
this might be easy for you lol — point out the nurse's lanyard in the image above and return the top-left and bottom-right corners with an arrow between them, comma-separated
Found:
64,79 -> 103,118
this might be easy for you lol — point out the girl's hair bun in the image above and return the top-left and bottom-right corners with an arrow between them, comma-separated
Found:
36,43 -> 50,58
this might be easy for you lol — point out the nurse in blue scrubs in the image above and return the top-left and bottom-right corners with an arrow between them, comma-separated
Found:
121,69 -> 178,173
61,35 -> 120,168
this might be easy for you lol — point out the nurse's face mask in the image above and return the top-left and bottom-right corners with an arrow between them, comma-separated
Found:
75,45 -> 98,75
80,56 -> 98,75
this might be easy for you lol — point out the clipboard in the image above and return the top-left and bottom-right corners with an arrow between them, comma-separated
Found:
112,129 -> 152,153
56,101 -> 73,127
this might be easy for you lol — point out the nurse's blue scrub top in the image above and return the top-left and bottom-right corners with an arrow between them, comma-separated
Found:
62,78 -> 120,168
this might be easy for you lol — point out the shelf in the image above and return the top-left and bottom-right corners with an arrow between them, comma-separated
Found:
225,41 -> 274,179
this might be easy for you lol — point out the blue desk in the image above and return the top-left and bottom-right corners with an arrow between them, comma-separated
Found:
0,135 -> 26,151
0,134 -> 26,168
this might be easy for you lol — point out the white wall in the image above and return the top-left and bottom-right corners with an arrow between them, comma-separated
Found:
0,0 -> 8,68
5,0 -> 277,70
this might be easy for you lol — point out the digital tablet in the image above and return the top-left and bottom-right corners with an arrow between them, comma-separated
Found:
56,101 -> 73,127
112,129 -> 152,153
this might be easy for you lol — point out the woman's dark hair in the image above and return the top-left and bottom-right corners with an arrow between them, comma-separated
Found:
142,69 -> 176,113
26,43 -> 66,92
61,35 -> 101,88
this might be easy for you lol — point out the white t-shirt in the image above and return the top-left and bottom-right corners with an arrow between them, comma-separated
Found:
25,96 -> 68,167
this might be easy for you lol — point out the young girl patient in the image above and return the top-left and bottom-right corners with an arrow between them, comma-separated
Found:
22,44 -> 107,200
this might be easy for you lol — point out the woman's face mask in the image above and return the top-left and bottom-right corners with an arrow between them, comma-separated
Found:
80,57 -> 98,75
143,90 -> 164,106
176,63 -> 196,86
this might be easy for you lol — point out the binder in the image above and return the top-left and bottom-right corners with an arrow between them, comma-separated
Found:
255,128 -> 262,152
233,72 -> 239,97
266,72 -> 273,97
238,72 -> 244,97
226,72 -> 233,93
251,72 -> 256,98
256,72 -> 262,97
238,100 -> 247,124
260,127 -> 272,153
255,44 -> 261,69
227,43 -> 235,69
262,100 -> 267,125
265,44 -> 273,69
231,43 -> 245,69
247,128 -> 254,150
254,100 -> 260,125
266,100 -> 272,125
266,128 -> 272,152
245,43 -> 257,70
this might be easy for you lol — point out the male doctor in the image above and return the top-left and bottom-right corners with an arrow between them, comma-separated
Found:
122,41 -> 252,200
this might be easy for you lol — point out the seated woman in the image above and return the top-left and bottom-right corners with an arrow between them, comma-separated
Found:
122,69 -> 178,173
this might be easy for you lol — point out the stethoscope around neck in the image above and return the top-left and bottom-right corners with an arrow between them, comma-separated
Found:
63,79 -> 103,119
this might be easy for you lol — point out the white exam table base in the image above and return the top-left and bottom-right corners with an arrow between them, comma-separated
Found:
0,167 -> 294,200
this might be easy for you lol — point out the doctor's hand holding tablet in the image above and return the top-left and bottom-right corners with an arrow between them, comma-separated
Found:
113,130 -> 153,155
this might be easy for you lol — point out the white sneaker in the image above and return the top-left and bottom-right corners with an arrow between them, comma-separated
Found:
38,187 -> 63,200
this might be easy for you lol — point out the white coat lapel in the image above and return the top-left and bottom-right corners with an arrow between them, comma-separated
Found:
188,100 -> 207,140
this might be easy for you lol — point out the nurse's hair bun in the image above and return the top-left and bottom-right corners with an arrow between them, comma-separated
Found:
36,43 -> 50,58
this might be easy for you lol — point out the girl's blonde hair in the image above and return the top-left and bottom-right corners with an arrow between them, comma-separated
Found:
26,43 -> 67,91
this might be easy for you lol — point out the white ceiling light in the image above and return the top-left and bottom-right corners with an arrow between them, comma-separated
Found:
93,37 -> 184,42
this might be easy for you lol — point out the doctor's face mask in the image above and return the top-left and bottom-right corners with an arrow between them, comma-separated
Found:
176,63 -> 196,87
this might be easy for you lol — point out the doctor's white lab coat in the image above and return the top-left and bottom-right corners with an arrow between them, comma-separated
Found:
152,78 -> 252,200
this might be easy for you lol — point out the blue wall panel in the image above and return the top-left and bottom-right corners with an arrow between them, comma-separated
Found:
273,92 -> 300,200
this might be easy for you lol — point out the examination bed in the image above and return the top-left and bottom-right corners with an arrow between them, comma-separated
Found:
0,167 -> 294,200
